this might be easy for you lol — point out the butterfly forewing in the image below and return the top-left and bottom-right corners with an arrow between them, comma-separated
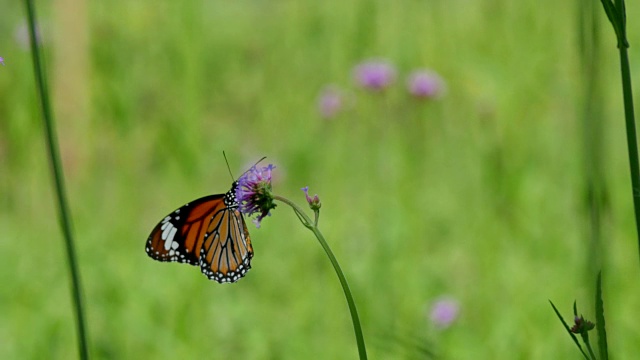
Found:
145,195 -> 227,266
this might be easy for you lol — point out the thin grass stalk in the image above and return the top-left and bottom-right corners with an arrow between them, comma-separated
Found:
598,0 -> 639,264
595,272 -> 609,360
617,41 -> 640,262
25,1 -> 90,358
614,5 -> 640,264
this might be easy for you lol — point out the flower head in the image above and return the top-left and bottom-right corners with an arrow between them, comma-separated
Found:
236,164 -> 277,228
0,57 -> 4,66
407,70 -> 445,99
428,297 -> 459,329
353,59 -> 397,91
570,315 -> 595,334
302,186 -> 321,211
317,86 -> 344,119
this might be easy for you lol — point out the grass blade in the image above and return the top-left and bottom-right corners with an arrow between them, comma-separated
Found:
598,0 -> 617,27
595,272 -> 609,360
549,300 -> 589,360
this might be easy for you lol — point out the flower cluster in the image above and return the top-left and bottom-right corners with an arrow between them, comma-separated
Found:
0,57 -> 4,66
236,164 -> 277,228
316,58 -> 446,118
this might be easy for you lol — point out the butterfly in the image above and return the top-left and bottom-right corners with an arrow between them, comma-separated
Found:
145,181 -> 253,283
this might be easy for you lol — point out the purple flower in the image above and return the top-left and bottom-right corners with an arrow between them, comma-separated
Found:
317,86 -> 344,119
428,297 -> 459,329
302,186 -> 321,211
236,164 -> 277,228
407,70 -> 446,99
0,57 -> 4,66
353,60 -> 397,91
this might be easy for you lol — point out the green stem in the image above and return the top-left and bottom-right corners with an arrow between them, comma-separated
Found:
599,0 -> 639,263
582,334 -> 598,360
275,195 -> 368,360
617,43 -> 640,263
25,1 -> 90,359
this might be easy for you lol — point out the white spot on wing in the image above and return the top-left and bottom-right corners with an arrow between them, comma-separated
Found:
163,223 -> 177,250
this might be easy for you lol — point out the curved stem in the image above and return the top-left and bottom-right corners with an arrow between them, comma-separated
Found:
275,196 -> 368,360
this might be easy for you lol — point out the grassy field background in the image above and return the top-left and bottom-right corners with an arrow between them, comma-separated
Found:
2,0 -> 640,358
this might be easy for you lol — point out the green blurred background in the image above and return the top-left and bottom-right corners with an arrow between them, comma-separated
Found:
2,0 -> 640,358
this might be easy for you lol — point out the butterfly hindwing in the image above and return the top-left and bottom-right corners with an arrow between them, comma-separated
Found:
199,209 -> 253,283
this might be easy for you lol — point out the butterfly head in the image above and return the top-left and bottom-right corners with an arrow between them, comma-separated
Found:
224,181 -> 239,208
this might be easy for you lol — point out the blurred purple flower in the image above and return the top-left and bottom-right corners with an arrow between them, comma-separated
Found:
407,70 -> 446,99
429,297 -> 459,329
353,59 -> 397,91
236,164 -> 277,228
317,86 -> 344,119
0,57 -> 4,66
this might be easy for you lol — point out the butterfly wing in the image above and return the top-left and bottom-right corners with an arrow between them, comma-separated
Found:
146,186 -> 255,283
145,195 -> 227,266
199,209 -> 253,283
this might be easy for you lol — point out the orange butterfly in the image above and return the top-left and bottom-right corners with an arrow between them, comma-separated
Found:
145,181 -> 253,283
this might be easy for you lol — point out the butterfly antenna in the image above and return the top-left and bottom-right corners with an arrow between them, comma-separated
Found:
223,152 -> 267,181
237,156 -> 268,179
222,151 -> 235,181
